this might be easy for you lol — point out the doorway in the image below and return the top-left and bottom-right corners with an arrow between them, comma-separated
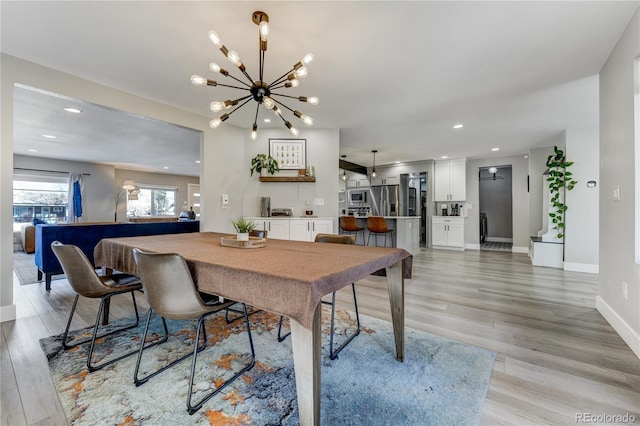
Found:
401,172 -> 428,247
478,165 -> 512,252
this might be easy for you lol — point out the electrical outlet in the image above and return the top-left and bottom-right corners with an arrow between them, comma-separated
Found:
613,185 -> 621,201
221,194 -> 229,208
622,281 -> 628,300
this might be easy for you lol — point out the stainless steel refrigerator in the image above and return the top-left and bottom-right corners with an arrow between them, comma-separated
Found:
370,185 -> 400,216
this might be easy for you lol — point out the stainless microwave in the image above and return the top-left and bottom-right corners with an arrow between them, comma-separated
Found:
348,189 -> 368,206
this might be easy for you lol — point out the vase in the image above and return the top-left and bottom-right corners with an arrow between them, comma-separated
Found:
236,232 -> 249,241
260,169 -> 268,177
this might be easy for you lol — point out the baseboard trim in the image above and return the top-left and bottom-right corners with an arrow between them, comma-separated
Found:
466,243 -> 480,250
486,237 -> 513,243
563,262 -> 599,274
0,304 -> 17,323
596,296 -> 640,359
512,246 -> 528,254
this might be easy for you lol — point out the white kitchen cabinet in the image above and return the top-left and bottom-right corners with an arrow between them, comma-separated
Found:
395,217 -> 420,254
435,160 -> 466,201
290,219 -> 333,241
252,219 -> 290,240
432,217 -> 464,250
347,178 -> 370,188
371,175 -> 400,186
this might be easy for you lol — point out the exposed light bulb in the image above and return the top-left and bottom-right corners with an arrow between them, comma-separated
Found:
251,124 -> 257,140
273,107 -> 282,117
294,66 -> 308,78
210,101 -> 225,112
286,79 -> 299,88
301,115 -> 313,126
208,30 -> 223,47
263,97 -> 275,109
209,63 -> 221,73
190,75 -> 207,86
307,97 -> 319,105
302,53 -> 314,64
372,169 -> 377,178
259,21 -> 269,40
342,171 -> 347,181
226,50 -> 242,67
209,118 -> 222,128
290,127 -> 299,137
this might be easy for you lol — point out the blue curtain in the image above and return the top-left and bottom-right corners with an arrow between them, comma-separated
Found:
68,172 -> 84,222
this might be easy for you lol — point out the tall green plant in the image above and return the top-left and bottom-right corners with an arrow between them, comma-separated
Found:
546,146 -> 577,239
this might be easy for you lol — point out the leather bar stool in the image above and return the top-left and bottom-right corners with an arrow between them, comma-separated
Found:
367,216 -> 394,247
339,216 -> 365,245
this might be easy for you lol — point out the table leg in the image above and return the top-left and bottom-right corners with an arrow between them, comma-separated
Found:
290,303 -> 322,426
385,260 -> 405,362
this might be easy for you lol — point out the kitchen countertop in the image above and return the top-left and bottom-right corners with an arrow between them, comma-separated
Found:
349,216 -> 421,219
246,216 -> 334,220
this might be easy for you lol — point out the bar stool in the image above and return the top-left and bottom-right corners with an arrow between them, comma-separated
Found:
339,216 -> 365,245
367,216 -> 394,247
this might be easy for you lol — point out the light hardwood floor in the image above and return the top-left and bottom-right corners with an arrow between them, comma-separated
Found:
2,248 -> 639,425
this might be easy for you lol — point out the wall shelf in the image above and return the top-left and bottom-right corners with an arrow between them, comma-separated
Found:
259,176 -> 316,182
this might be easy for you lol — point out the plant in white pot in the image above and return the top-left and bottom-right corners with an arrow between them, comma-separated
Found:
231,217 -> 256,241
250,153 -> 280,177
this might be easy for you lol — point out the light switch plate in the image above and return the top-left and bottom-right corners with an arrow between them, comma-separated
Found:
221,194 -> 229,208
314,198 -> 324,206
613,185 -> 621,201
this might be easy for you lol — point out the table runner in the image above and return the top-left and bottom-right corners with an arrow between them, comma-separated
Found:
94,232 -> 412,330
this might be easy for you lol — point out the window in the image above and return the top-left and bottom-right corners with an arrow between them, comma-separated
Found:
127,186 -> 176,217
13,172 -> 69,230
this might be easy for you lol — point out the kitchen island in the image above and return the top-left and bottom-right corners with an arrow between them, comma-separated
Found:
348,216 -> 421,254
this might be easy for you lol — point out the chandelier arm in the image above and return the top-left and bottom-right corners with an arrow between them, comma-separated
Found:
268,68 -> 296,88
259,38 -> 265,83
270,84 -> 289,90
225,73 -> 252,88
253,102 -> 260,127
239,68 -> 256,86
271,98 -> 296,114
215,83 -> 253,91
271,93 -> 307,100
225,98 -> 253,118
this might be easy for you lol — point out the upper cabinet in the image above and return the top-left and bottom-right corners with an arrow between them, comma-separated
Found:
371,175 -> 400,186
435,160 -> 466,201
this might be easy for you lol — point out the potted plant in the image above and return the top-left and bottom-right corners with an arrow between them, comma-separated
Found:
546,145 -> 577,239
250,153 -> 280,177
231,217 -> 256,241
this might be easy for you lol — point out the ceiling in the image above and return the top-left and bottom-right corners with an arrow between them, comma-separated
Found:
2,1 -> 638,175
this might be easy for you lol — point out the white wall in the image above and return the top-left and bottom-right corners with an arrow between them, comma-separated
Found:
241,128 -> 340,224
598,8 -> 640,358
564,126 -> 600,272
466,155 -> 529,252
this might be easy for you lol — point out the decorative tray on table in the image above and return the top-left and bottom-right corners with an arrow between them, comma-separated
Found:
220,236 -> 266,249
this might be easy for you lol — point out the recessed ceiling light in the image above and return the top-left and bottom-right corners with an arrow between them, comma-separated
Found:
42,134 -> 57,139
64,107 -> 82,114
264,118 -> 271,123
27,148 -> 38,152
453,124 -> 464,129
491,147 -> 500,151
162,166 -> 169,170
441,155 -> 449,159
395,161 -> 401,164
195,160 -> 201,164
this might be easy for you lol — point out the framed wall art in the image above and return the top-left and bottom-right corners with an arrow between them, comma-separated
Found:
269,139 -> 306,170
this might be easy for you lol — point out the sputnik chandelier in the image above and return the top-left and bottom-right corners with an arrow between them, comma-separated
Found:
190,11 -> 319,140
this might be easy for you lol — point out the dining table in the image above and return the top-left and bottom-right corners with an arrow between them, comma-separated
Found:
94,231 -> 412,425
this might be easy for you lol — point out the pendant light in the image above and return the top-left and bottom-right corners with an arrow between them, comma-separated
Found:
371,150 -> 378,178
341,154 -> 348,181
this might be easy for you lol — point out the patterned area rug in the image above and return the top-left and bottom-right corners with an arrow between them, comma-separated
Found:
40,307 -> 496,425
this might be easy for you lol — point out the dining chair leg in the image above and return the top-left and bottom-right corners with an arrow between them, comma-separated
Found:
133,310 -> 198,386
328,283 -> 361,360
86,291 -> 144,372
187,304 -> 256,415
277,315 -> 291,342
225,303 -> 263,324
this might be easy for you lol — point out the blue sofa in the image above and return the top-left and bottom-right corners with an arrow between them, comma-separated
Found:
35,221 -> 199,290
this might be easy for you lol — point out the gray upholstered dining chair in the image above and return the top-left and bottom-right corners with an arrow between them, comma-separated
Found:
51,241 -> 143,372
277,233 -> 361,360
132,248 -> 255,415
